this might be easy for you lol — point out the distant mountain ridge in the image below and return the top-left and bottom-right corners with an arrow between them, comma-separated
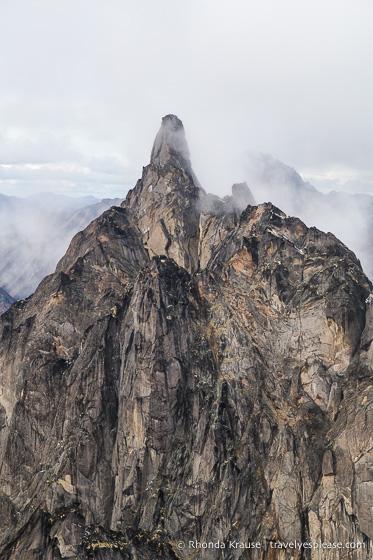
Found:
0,193 -> 122,303
0,287 -> 14,315
0,192 -> 99,213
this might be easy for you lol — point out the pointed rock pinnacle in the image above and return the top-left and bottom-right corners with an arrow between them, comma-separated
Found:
150,114 -> 191,172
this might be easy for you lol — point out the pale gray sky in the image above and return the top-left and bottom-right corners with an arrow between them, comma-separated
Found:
0,0 -> 372,199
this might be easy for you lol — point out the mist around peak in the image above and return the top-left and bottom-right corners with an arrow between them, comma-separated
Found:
150,114 -> 192,173
240,150 -> 373,279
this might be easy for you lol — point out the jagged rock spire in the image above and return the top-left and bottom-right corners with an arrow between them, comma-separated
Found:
123,115 -> 201,273
123,116 -> 260,274
150,114 -> 191,172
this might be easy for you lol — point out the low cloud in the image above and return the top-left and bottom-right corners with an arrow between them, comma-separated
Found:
0,131 -> 134,198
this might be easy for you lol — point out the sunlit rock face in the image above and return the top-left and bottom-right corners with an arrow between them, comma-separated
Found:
0,116 -> 372,559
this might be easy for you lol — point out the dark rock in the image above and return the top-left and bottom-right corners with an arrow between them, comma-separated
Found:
322,449 -> 335,476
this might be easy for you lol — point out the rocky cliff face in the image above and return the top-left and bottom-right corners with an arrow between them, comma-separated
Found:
0,115 -> 372,559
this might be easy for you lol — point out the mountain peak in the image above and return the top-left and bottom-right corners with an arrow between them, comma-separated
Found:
1,117 -> 373,559
161,113 -> 183,129
150,114 -> 191,171
123,115 -> 201,272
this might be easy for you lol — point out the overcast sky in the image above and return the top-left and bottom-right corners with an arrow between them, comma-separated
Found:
0,0 -> 372,199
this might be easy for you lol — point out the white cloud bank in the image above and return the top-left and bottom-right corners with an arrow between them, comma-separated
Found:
0,0 -> 372,199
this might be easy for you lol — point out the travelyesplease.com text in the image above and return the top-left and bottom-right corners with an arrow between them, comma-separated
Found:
180,540 -> 366,551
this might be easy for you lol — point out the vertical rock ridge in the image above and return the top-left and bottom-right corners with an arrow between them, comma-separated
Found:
123,115 -> 202,273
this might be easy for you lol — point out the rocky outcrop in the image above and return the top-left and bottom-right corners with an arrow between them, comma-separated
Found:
0,116 -> 372,559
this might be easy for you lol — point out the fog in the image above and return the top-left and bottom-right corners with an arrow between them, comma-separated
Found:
0,0 -> 372,199
0,194 -> 122,298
